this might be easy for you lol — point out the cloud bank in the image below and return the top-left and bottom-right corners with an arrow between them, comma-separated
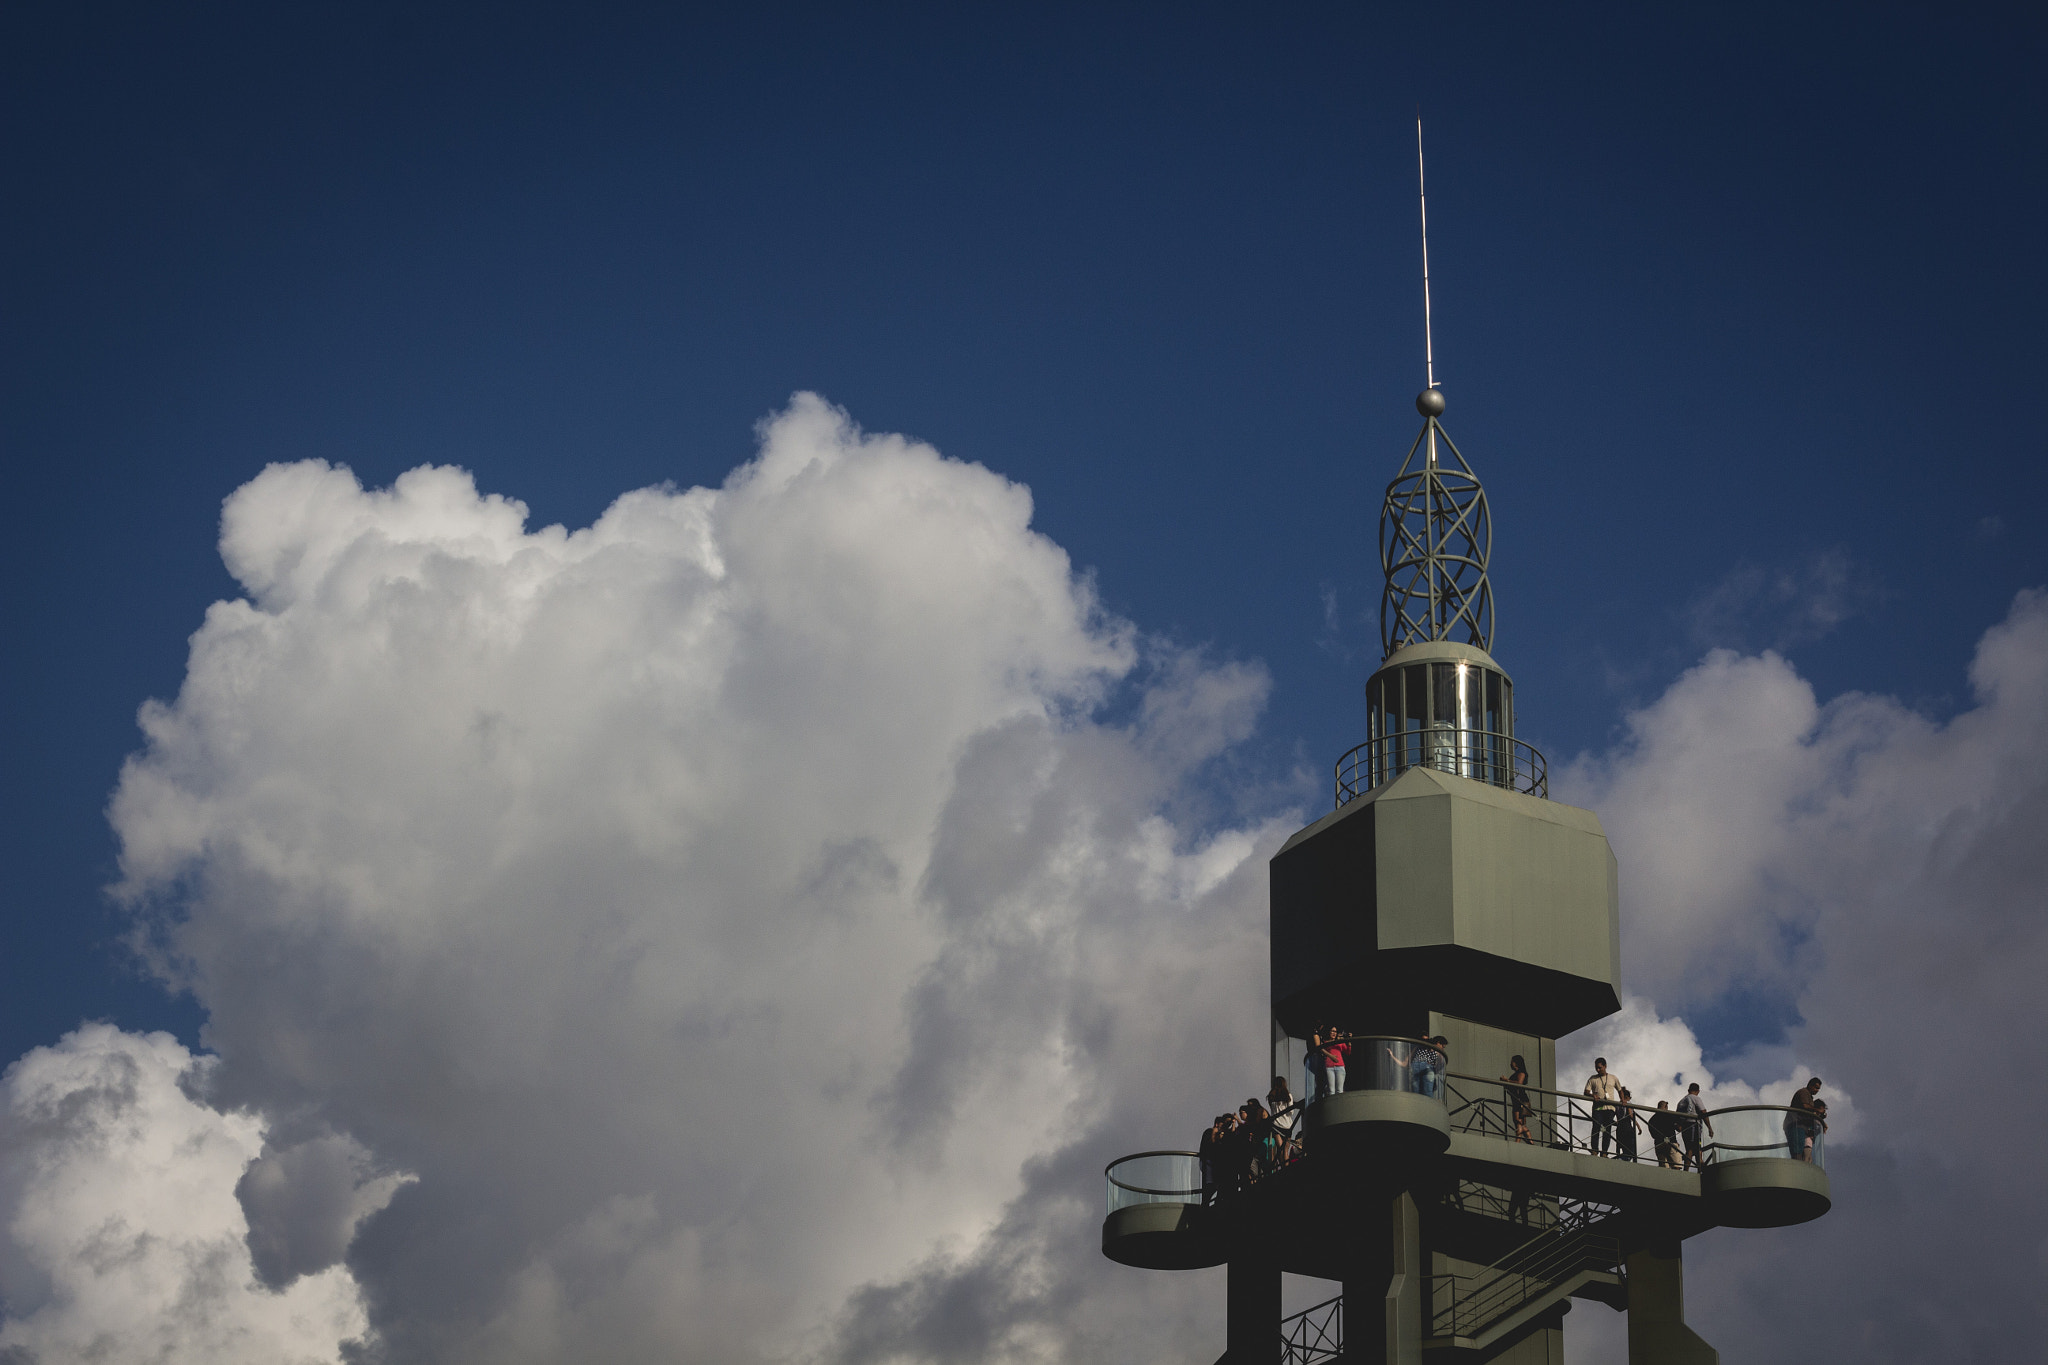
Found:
75,395 -> 1283,1364
0,395 -> 2041,1362
0,1025 -> 378,1364
1554,599 -> 2048,1362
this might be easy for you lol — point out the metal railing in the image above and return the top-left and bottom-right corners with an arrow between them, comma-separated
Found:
1335,727 -> 1547,806
1280,1293 -> 1342,1365
1104,1151 -> 1202,1215
1444,1073 -> 1826,1169
1430,1228 -> 1621,1341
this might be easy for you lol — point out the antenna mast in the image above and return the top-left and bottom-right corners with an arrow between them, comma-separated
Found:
1417,115 -> 1436,393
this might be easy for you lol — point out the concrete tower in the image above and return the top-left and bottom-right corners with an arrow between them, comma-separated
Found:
1099,386 -> 1833,1363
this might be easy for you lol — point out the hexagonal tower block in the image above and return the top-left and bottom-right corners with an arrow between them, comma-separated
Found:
1271,646 -> 1620,1042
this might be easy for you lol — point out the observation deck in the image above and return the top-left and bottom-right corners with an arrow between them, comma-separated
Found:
1100,376 -> 1831,1361
1101,1049 -> 1830,1289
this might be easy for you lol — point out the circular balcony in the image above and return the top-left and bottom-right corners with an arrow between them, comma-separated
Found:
1101,1152 -> 1222,1270
1700,1106 -> 1832,1227
1439,1073 -> 1833,1228
1335,728 -> 1547,807
1300,1036 -> 1451,1160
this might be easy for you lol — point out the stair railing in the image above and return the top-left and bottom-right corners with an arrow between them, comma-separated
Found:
1429,1228 -> 1621,1340
1279,1293 -> 1342,1365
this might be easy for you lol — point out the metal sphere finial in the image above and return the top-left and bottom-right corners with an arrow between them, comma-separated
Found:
1416,388 -> 1445,418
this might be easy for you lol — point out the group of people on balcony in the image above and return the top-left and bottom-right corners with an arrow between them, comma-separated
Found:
1198,1029 -> 1454,1203
1578,1057 -> 1699,1167
1196,1081 -> 1302,1204
1576,1059 -> 1827,1166
1298,1024 -> 1451,1101
1197,1040 -> 1827,1202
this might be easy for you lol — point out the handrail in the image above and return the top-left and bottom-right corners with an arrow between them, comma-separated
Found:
1326,1033 -> 1441,1050
1104,1151 -> 1203,1198
1443,1072 -> 1826,1166
1335,727 -> 1548,807
1279,1293 -> 1343,1365
1430,1229 -> 1620,1339
1444,1071 -> 1815,1125
1104,1152 -> 1204,1215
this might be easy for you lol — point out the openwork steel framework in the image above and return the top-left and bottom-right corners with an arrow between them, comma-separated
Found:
1380,416 -> 1493,656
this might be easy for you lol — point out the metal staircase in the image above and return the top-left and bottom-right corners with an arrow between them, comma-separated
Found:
1426,1225 -> 1624,1355
1279,1293 -> 1342,1365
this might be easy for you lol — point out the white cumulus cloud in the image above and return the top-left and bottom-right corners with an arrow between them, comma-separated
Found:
91,395 -> 1285,1364
0,1024 -> 378,1364
1557,592 -> 2048,1362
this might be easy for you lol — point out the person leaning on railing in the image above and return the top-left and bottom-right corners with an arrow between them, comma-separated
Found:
1648,1101 -> 1684,1168
1785,1078 -> 1826,1161
1584,1058 -> 1623,1156
1388,1034 -> 1448,1097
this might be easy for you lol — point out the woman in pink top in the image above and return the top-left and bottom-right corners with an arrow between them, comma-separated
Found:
1321,1030 -> 1349,1095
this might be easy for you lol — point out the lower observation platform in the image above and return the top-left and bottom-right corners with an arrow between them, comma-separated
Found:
1102,1069 -> 1831,1284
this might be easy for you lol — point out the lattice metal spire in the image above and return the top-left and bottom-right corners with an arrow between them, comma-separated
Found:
1380,118 -> 1494,658
1379,392 -> 1494,657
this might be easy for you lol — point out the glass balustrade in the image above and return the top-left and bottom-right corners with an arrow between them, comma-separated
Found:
1104,1152 -> 1203,1215
1700,1104 -> 1827,1170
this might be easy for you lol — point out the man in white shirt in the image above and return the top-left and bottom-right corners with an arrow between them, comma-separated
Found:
1583,1057 -> 1623,1156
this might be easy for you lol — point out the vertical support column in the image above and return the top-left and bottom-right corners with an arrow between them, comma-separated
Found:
1384,1190 -> 1423,1365
1338,1189 -> 1422,1365
1625,1243 -> 1717,1364
1227,1256 -> 1281,1365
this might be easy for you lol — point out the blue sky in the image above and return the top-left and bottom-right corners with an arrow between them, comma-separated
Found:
3,8 -> 2046,1360
7,2 -> 2044,1084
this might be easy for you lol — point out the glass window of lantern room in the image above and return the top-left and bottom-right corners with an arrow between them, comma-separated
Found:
1402,664 -> 1427,733
1367,674 -> 1387,740
1485,670 -> 1504,735
1501,677 -> 1513,736
1431,663 -> 1459,730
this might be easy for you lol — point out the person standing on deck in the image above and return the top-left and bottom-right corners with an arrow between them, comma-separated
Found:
1584,1058 -> 1623,1156
1676,1083 -> 1714,1169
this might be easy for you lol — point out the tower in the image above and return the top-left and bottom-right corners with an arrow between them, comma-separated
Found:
1099,141 -> 1831,1364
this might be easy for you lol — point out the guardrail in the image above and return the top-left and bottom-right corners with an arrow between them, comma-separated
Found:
1104,1151 -> 1202,1215
1429,1229 -> 1621,1341
1444,1073 -> 1826,1170
1335,727 -> 1547,807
